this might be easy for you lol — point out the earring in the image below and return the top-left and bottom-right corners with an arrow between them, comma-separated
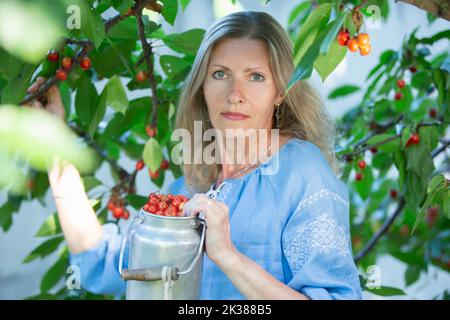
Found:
275,104 -> 281,129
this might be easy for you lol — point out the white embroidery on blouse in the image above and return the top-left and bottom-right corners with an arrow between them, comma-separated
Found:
296,188 -> 349,211
283,213 -> 351,273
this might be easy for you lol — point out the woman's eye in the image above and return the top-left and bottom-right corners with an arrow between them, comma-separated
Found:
251,73 -> 265,81
213,71 -> 226,79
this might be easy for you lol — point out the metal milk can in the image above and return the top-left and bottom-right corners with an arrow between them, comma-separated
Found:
118,209 -> 206,300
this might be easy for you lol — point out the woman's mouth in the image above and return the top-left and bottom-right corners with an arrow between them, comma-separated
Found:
220,112 -> 250,121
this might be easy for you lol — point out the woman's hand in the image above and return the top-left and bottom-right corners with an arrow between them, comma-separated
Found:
26,76 -> 65,121
183,193 -> 237,264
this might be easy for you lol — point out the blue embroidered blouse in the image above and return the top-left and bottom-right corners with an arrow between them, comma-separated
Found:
69,138 -> 362,299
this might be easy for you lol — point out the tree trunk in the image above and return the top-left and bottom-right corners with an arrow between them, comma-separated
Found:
397,0 -> 450,21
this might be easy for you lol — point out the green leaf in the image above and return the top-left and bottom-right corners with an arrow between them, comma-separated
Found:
35,212 -> 61,238
0,49 -> 25,80
163,28 -> 205,56
405,140 -> 435,178
367,133 -> 401,153
107,16 -> 138,40
179,0 -> 191,10
83,176 -> 103,192
105,76 -> 128,114
88,87 -> 108,137
288,2 -> 311,26
293,3 -> 332,65
418,126 -> 440,151
319,13 -> 345,55
22,236 -> 64,264
159,55 -> 191,80
111,0 -> 133,14
75,74 -> 98,127
40,249 -> 69,293
125,194 -> 148,210
393,86 -> 413,112
405,265 -> 421,287
143,138 -> 163,172
0,197 -> 21,232
314,39 -> 347,82
354,167 -> 374,200
160,0 -> 178,26
1,64 -> 35,105
328,85 -> 360,99
365,286 -> 407,297
90,39 -> 135,78
79,1 -> 105,49
0,105 -> 97,173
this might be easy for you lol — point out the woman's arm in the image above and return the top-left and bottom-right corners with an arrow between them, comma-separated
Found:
183,193 -> 309,300
27,77 -> 104,254
215,248 -> 309,300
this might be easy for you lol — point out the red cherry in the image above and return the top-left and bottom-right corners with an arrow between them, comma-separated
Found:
136,71 -> 147,83
145,125 -> 157,137
80,57 -> 92,70
337,29 -> 350,46
113,207 -> 124,219
123,210 -> 130,220
396,79 -> 405,89
352,236 -> 362,247
429,108 -> 437,118
62,57 -> 72,70
395,92 -> 403,100
410,133 -> 420,145
135,160 -> 145,171
107,201 -> 115,211
56,69 -> 67,81
370,147 -> 378,154
160,159 -> 170,170
347,38 -> 359,52
409,66 -> 417,73
390,189 -> 398,199
358,160 -> 366,170
149,169 -> 160,180
47,51 -> 59,62
400,224 -> 410,236
355,172 -> 363,181
426,207 -> 438,227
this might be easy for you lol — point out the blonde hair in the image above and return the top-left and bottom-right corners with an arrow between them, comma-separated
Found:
174,11 -> 340,194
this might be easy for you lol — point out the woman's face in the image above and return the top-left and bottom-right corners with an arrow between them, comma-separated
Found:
203,37 -> 283,135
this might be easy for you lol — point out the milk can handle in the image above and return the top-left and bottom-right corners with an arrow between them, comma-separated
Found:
118,213 -> 144,278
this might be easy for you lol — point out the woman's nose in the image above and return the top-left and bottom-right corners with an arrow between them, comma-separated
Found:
227,80 -> 245,105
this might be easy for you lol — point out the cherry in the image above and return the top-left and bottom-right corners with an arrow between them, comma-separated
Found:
136,71 -> 147,83
145,125 -> 157,137
160,159 -> 170,170
56,69 -> 67,81
337,29 -> 350,46
47,51 -> 59,62
123,210 -> 130,220
356,33 -> 370,47
429,108 -> 437,118
113,207 -> 124,219
410,133 -> 420,145
359,43 -> 371,56
347,38 -> 359,52
80,57 -> 92,70
352,235 -> 362,248
397,79 -> 405,89
135,159 -> 145,171
358,160 -> 366,170
400,224 -> 410,236
390,189 -> 398,199
369,147 -> 378,154
409,66 -> 417,73
149,169 -> 160,180
355,172 -> 363,181
62,57 -> 72,70
395,92 -> 403,100
426,207 -> 438,228
107,201 -> 115,211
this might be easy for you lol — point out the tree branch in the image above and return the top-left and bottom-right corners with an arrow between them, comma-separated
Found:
136,12 -> 159,127
353,139 -> 450,263
396,0 -> 450,21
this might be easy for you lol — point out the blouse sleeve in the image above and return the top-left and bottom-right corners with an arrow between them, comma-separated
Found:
69,223 -> 127,296
281,186 -> 362,300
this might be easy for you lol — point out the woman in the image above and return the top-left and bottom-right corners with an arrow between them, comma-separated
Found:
28,11 -> 362,300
